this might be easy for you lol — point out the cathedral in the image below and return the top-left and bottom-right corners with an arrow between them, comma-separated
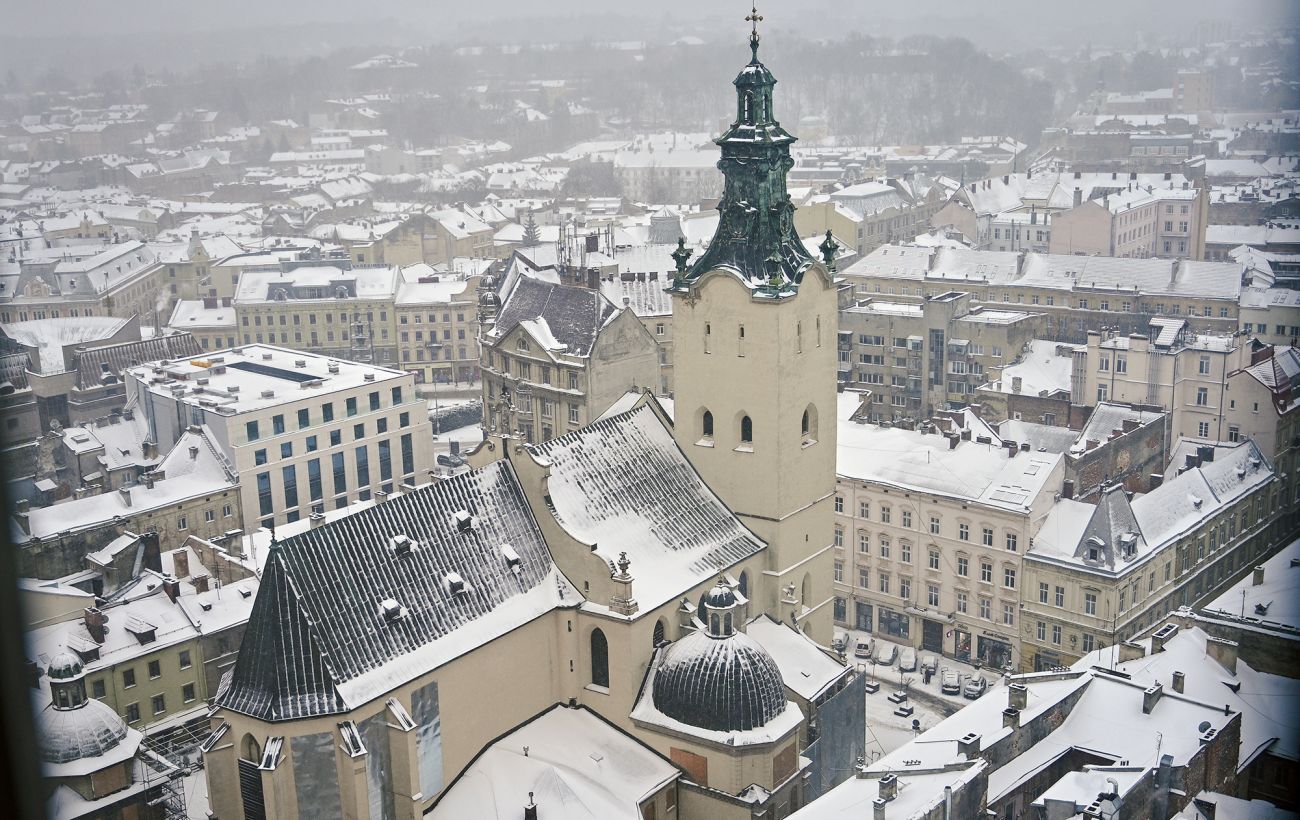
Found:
200,20 -> 862,820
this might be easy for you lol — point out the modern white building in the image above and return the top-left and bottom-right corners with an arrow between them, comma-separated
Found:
126,344 -> 435,529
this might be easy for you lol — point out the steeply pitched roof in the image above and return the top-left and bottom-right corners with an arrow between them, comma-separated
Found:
217,459 -> 579,721
533,404 -> 766,612
492,275 -> 616,358
74,333 -> 203,389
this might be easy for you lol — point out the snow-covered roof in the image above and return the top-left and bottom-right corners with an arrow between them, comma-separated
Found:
0,316 -> 130,375
745,614 -> 847,702
984,339 -> 1078,398
535,404 -> 766,614
836,393 -> 1062,512
1204,538 -> 1300,632
429,704 -> 678,820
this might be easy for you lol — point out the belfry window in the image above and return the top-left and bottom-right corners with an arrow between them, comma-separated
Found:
590,628 -> 609,688
702,410 -> 714,438
741,415 -> 753,445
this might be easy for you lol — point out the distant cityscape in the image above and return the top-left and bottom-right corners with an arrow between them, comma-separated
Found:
2,8 -> 1297,820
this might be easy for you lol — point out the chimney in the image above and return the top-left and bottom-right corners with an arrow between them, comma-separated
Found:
1073,187 -> 1083,207
1085,439 -> 1100,451
1205,636 -> 1238,674
878,773 -> 897,801
1143,682 -> 1164,714
193,574 -> 210,594
189,445 -> 199,460
162,577 -> 181,602
524,792 -> 538,820
1122,418 -> 1140,433
119,487 -> 132,507
948,433 -> 959,450
1197,445 -> 1215,464
1149,473 -> 1164,490
172,549 -> 189,579
873,798 -> 888,820
1252,565 -> 1265,586
1020,442 -> 1031,452
1009,683 -> 1028,710
1005,441 -> 1018,459
1011,375 -> 1022,394
1002,707 -> 1020,729
958,732 -> 982,759
1062,479 -> 1075,500
1151,623 -> 1178,654
144,474 -> 155,490
83,607 -> 106,643
1172,671 -> 1185,693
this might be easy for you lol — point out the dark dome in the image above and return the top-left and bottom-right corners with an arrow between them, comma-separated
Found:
47,652 -> 84,681
652,629 -> 787,732
704,581 -> 737,610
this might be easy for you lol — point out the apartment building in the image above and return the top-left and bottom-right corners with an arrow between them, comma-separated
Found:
0,241 -> 169,326
833,393 -> 1065,670
126,344 -> 435,529
394,265 -> 483,385
843,245 -> 1250,343
480,271 -> 660,443
839,290 -> 1044,420
1022,438 -> 1282,671
1050,185 -> 1204,259
794,177 -> 951,256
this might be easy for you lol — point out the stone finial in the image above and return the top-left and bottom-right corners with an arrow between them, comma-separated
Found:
671,237 -> 693,277
818,230 -> 840,271
616,551 -> 631,578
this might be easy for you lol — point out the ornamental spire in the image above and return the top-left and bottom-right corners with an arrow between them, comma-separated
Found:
746,3 -> 763,61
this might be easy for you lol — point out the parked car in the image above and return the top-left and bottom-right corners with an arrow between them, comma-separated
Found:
898,647 -> 917,672
963,674 -> 988,699
940,669 -> 961,695
437,453 -> 466,468
854,638 -> 874,659
874,643 -> 897,666
920,654 -> 939,676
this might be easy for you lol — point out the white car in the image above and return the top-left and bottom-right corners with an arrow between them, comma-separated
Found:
898,647 -> 917,672
963,675 -> 988,699
854,638 -> 874,659
940,669 -> 961,695
874,643 -> 897,666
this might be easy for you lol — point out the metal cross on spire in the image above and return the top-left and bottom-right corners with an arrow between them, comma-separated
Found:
746,3 -> 763,59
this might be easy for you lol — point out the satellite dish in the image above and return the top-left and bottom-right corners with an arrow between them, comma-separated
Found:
1198,721 -> 1211,733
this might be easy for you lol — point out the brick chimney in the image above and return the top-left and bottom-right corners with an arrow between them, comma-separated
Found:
1142,683 -> 1164,714
1172,671 -> 1185,693
878,773 -> 897,800
1206,636 -> 1238,674
162,577 -> 181,603
1002,707 -> 1020,729
957,732 -> 981,758
1008,683 -> 1028,710
83,607 -> 107,643
192,574 -> 210,594
1252,565 -> 1265,586
172,549 -> 189,579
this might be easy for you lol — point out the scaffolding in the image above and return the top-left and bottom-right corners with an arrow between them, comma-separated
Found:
139,717 -> 210,819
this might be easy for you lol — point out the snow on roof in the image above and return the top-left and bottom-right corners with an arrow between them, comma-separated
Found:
836,393 -> 1062,512
745,615 -> 846,701
429,704 -> 677,820
167,299 -> 235,330
1174,790 -> 1300,820
1204,538 -> 1300,632
1,316 -> 130,375
1069,403 -> 1163,455
19,427 -> 235,541
535,404 -> 765,613
234,264 -> 399,303
1073,620 -> 1300,767
985,339 -> 1077,397
786,759 -> 987,820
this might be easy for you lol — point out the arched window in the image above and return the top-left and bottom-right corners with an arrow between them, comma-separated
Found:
724,612 -> 733,635
710,613 -> 720,634
802,409 -> 810,436
801,573 -> 812,606
652,619 -> 666,648
241,734 -> 261,763
702,410 -> 714,438
590,628 -> 609,688
740,415 -> 753,445
802,404 -> 818,442
738,571 -> 749,598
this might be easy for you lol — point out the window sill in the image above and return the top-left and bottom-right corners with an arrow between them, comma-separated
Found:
734,445 -> 754,453
695,439 -> 715,448
802,438 -> 817,449
584,684 -> 609,696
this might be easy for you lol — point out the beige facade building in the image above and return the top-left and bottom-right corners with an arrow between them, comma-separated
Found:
839,290 -> 1044,420
480,271 -> 661,444
0,241 -> 169,327
1021,439 -> 1282,671
794,178 -> 950,256
126,345 -> 435,529
1049,185 -> 1206,260
832,395 -> 1065,669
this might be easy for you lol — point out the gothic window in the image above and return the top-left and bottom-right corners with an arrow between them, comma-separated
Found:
802,404 -> 818,441
590,628 -> 609,688
740,415 -> 753,445
652,619 -> 666,648
702,410 -> 714,439
738,571 -> 749,598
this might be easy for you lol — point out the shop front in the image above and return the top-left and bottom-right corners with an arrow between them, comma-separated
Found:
976,633 -> 1013,670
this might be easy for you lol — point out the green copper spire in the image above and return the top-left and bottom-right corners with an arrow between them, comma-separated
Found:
670,5 -> 814,296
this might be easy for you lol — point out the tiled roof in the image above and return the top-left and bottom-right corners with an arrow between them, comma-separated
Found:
534,404 -> 766,611
492,275 -> 615,357
217,459 -> 574,721
74,333 -> 203,389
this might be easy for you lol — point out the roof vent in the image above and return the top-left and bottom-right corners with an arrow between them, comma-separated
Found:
260,389 -> 275,399
262,353 -> 272,361
390,534 -> 413,556
453,510 -> 473,532
364,372 -> 375,381
501,543 -> 522,570
295,359 -> 306,368
444,572 -> 466,596
379,598 -> 406,622
327,362 -> 340,374
237,586 -> 252,599
199,601 -> 213,612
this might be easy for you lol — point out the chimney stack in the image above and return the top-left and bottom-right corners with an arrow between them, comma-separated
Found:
957,732 -> 981,758
172,549 -> 189,579
1252,565 -> 1265,586
193,575 -> 210,594
1002,707 -> 1020,729
1149,473 -> 1164,490
1012,376 -> 1022,393
874,798 -> 888,820
162,577 -> 181,603
1172,671 -> 1185,694
878,773 -> 897,801
1143,683 -> 1164,714
1009,683 -> 1028,710
524,792 -> 537,820
83,607 -> 107,643
1062,479 -> 1075,500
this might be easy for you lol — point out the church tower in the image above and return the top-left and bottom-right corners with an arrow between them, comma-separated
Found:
669,12 -> 840,643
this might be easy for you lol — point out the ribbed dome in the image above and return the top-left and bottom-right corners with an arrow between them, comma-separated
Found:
36,697 -> 129,765
652,629 -> 787,732
46,652 -> 84,681
704,581 -> 737,611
